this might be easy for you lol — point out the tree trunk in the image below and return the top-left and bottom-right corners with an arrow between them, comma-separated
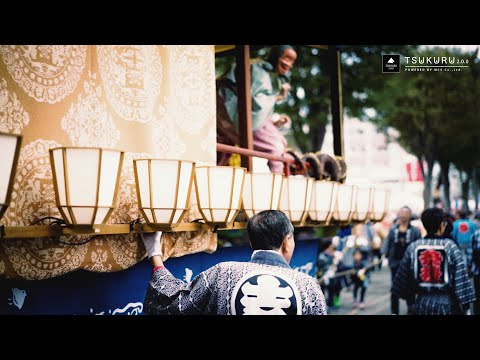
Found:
439,160 -> 451,211
419,155 -> 435,209
436,170 -> 442,190
461,170 -> 472,212
424,172 -> 433,209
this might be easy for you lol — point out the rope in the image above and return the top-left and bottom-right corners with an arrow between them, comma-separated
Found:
318,256 -> 385,285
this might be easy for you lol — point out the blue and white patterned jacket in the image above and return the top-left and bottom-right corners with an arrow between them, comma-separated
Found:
144,250 -> 326,315
392,236 -> 476,315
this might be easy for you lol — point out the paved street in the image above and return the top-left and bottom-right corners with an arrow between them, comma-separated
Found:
328,266 -> 408,315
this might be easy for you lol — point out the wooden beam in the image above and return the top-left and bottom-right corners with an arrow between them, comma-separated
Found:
134,223 -> 208,233
2,225 -> 61,239
328,46 -> 344,158
65,224 -> 131,235
217,221 -> 247,230
308,45 -> 329,50
215,45 -> 235,53
1,224 -> 131,239
235,45 -> 253,171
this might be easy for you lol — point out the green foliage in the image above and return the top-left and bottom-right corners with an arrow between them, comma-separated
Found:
375,47 -> 480,168
359,46 -> 480,207
341,45 -> 418,120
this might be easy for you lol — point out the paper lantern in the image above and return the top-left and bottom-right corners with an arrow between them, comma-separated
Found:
370,188 -> 390,221
333,184 -> 357,222
242,173 -> 283,219
133,159 -> 194,227
309,181 -> 338,223
279,176 -> 314,224
49,147 -> 124,226
194,166 -> 246,225
352,187 -> 373,222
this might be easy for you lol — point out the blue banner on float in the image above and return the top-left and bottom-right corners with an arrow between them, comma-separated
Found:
0,239 -> 318,315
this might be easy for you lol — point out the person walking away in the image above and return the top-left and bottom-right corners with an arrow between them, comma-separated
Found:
392,208 -> 476,315
451,210 -> 476,275
381,206 -> 422,314
351,249 -> 370,310
471,217 -> 480,314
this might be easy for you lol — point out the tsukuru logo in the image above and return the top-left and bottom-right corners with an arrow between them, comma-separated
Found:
382,54 -> 401,73
8,288 -> 27,310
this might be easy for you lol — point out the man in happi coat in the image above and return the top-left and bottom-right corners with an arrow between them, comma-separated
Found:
392,207 -> 475,315
142,210 -> 326,315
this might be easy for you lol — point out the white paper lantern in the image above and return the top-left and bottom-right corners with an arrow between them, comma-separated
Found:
0,133 -> 22,220
352,187 -> 373,222
49,147 -> 124,226
279,176 -> 314,224
242,173 -> 283,219
309,181 -> 338,223
194,166 -> 246,225
333,184 -> 357,222
370,188 -> 390,221
134,159 -> 194,227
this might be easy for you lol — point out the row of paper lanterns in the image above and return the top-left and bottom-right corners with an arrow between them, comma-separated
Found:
1,139 -> 389,227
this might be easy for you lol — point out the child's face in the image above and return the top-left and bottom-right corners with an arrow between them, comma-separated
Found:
354,252 -> 362,262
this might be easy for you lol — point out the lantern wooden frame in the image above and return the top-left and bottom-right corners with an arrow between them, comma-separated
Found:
370,188 -> 390,222
308,180 -> 338,225
279,176 -> 314,225
133,159 -> 195,231
242,173 -> 283,219
332,184 -> 357,224
49,147 -> 124,227
352,187 -> 373,222
194,166 -> 246,228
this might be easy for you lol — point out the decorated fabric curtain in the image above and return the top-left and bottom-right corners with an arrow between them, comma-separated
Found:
0,45 -> 217,280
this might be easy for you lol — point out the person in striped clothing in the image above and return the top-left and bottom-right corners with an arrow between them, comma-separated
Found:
392,208 -> 475,315
471,214 -> 480,314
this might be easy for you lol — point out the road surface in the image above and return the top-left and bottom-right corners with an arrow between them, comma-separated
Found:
328,266 -> 408,315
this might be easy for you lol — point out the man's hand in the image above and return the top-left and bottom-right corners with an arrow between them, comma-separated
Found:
141,231 -> 163,259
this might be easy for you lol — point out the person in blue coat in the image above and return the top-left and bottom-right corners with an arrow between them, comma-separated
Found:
452,210 -> 476,274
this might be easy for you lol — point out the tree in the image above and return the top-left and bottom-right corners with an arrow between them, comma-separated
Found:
369,47 -> 480,209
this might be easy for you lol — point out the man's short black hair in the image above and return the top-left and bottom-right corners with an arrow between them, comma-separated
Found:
421,207 -> 445,236
247,210 -> 294,250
